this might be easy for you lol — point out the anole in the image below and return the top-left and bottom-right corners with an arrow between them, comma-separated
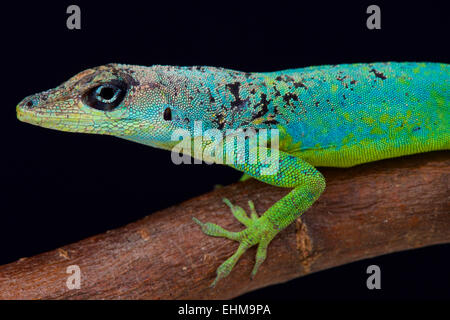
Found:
17,62 -> 449,287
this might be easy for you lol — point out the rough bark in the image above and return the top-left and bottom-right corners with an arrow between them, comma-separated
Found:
0,152 -> 448,300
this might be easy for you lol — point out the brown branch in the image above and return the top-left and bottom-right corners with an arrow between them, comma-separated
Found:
0,152 -> 449,299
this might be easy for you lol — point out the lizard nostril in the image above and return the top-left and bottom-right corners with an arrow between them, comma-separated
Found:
25,98 -> 36,108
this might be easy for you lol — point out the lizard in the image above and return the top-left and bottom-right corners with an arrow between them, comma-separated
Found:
16,62 -> 449,287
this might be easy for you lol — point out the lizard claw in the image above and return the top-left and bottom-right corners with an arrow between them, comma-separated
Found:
193,198 -> 276,287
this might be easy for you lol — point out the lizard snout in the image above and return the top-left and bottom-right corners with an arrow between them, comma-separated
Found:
20,96 -> 39,110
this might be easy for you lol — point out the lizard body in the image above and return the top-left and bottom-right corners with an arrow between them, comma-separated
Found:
17,62 -> 449,286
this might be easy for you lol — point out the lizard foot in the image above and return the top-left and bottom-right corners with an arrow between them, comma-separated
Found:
193,198 -> 276,287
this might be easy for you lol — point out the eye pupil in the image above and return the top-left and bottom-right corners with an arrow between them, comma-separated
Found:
84,80 -> 128,111
99,87 -> 115,100
96,85 -> 119,103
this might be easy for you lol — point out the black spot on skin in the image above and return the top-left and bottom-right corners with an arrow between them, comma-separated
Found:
263,119 -> 279,125
336,74 -> 349,88
350,80 -> 357,85
412,126 -> 421,132
225,82 -> 241,101
226,82 -> 247,111
273,86 -> 281,97
236,98 -> 250,112
369,68 -> 387,80
293,81 -> 308,90
315,101 -> 320,107
206,89 -> 215,103
273,106 -> 279,114
251,93 -> 271,120
343,94 -> 346,100
117,66 -> 136,75
283,92 -> 298,105
213,113 -> 226,130
285,75 -> 295,82
250,88 -> 256,94
275,75 -> 295,82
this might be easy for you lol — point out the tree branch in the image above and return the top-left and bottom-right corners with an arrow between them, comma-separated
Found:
0,152 -> 448,299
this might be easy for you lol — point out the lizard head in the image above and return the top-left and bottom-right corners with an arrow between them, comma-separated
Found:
16,64 -> 190,150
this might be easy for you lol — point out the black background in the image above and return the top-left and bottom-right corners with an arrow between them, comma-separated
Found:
0,0 -> 448,301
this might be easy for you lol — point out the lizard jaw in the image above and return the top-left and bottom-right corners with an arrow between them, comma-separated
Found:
16,104 -> 105,134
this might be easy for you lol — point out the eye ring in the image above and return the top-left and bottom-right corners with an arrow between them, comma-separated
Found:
95,85 -> 120,103
83,80 -> 128,111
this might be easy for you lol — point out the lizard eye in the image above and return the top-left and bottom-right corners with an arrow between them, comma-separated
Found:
83,80 -> 128,111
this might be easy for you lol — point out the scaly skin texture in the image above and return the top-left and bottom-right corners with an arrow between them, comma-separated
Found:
17,62 -> 449,286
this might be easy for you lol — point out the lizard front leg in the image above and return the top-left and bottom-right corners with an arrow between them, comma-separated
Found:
193,139 -> 326,287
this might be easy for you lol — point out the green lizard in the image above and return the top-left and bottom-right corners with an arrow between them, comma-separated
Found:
17,62 -> 449,287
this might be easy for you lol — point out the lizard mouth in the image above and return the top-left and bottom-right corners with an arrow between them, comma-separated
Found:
16,105 -> 55,127
16,104 -> 107,134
